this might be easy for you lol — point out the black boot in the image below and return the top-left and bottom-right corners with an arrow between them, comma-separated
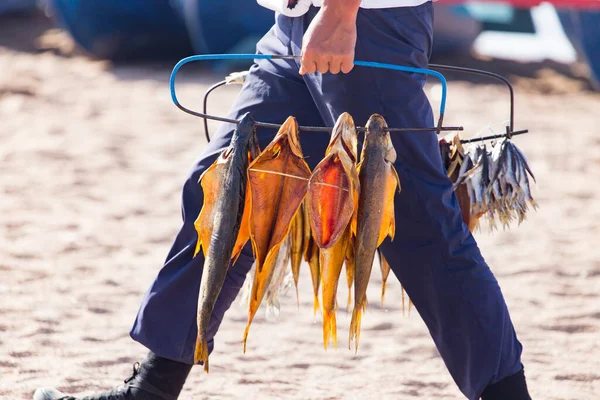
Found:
481,368 -> 532,400
33,352 -> 192,400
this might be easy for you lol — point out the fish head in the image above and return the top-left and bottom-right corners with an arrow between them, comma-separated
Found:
328,112 -> 358,162
450,133 -> 464,159
275,116 -> 303,158
365,114 -> 396,163
438,137 -> 451,168
223,113 -> 260,162
232,112 -> 257,146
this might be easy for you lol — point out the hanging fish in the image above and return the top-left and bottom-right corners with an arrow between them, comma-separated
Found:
485,138 -> 538,229
243,116 -> 311,351
194,113 -> 260,372
306,112 -> 360,349
440,133 -> 472,231
350,114 -> 400,352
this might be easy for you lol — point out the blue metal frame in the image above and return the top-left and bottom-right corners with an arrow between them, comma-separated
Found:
169,53 -> 448,119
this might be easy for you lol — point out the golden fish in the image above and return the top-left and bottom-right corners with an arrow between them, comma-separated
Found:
243,116 -> 311,351
194,113 -> 260,371
306,112 -> 359,349
349,114 -> 400,352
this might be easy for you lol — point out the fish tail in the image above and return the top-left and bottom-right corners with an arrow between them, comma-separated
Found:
194,337 -> 209,373
322,309 -> 338,350
193,238 -> 202,258
242,312 -> 256,354
530,199 -> 539,210
348,306 -> 363,353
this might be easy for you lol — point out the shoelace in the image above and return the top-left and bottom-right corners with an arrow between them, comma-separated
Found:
123,363 -> 141,385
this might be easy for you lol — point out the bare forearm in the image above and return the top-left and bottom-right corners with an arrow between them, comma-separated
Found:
321,0 -> 362,19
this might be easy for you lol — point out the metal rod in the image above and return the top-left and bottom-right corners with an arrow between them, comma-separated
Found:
202,80 -> 227,142
460,129 -> 528,144
182,102 -> 466,133
176,105 -> 463,133
428,64 -> 515,132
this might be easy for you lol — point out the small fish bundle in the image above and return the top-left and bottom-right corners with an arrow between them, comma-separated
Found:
439,133 -> 473,230
457,144 -> 490,231
192,113 -> 261,372
453,137 -> 537,231
306,112 -> 360,349
486,138 -> 538,228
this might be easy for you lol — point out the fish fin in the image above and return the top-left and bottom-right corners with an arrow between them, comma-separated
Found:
345,250 -> 354,312
290,209 -> 303,307
391,165 -> 401,193
193,229 -> 202,258
378,165 -> 398,245
307,236 -> 321,316
193,161 -> 220,258
231,180 -> 253,264
379,250 -> 391,307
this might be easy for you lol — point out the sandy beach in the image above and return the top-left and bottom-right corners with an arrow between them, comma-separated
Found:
1,11 -> 599,400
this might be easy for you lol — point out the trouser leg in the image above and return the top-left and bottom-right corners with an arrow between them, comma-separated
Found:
130,15 -> 328,365
298,4 -> 525,399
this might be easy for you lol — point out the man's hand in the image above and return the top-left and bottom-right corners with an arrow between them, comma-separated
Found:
299,0 -> 361,75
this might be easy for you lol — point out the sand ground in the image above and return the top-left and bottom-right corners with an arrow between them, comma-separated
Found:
1,10 -> 599,400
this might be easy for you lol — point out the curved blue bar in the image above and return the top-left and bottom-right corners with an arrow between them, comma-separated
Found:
170,54 -> 271,107
170,54 -> 447,118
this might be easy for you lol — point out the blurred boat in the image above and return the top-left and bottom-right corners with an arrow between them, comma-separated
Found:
172,0 -> 274,55
432,4 -> 481,56
0,0 -> 38,15
557,9 -> 600,90
46,0 -> 194,61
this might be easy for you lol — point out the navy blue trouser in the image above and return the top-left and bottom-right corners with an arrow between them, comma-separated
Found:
130,3 -> 524,399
